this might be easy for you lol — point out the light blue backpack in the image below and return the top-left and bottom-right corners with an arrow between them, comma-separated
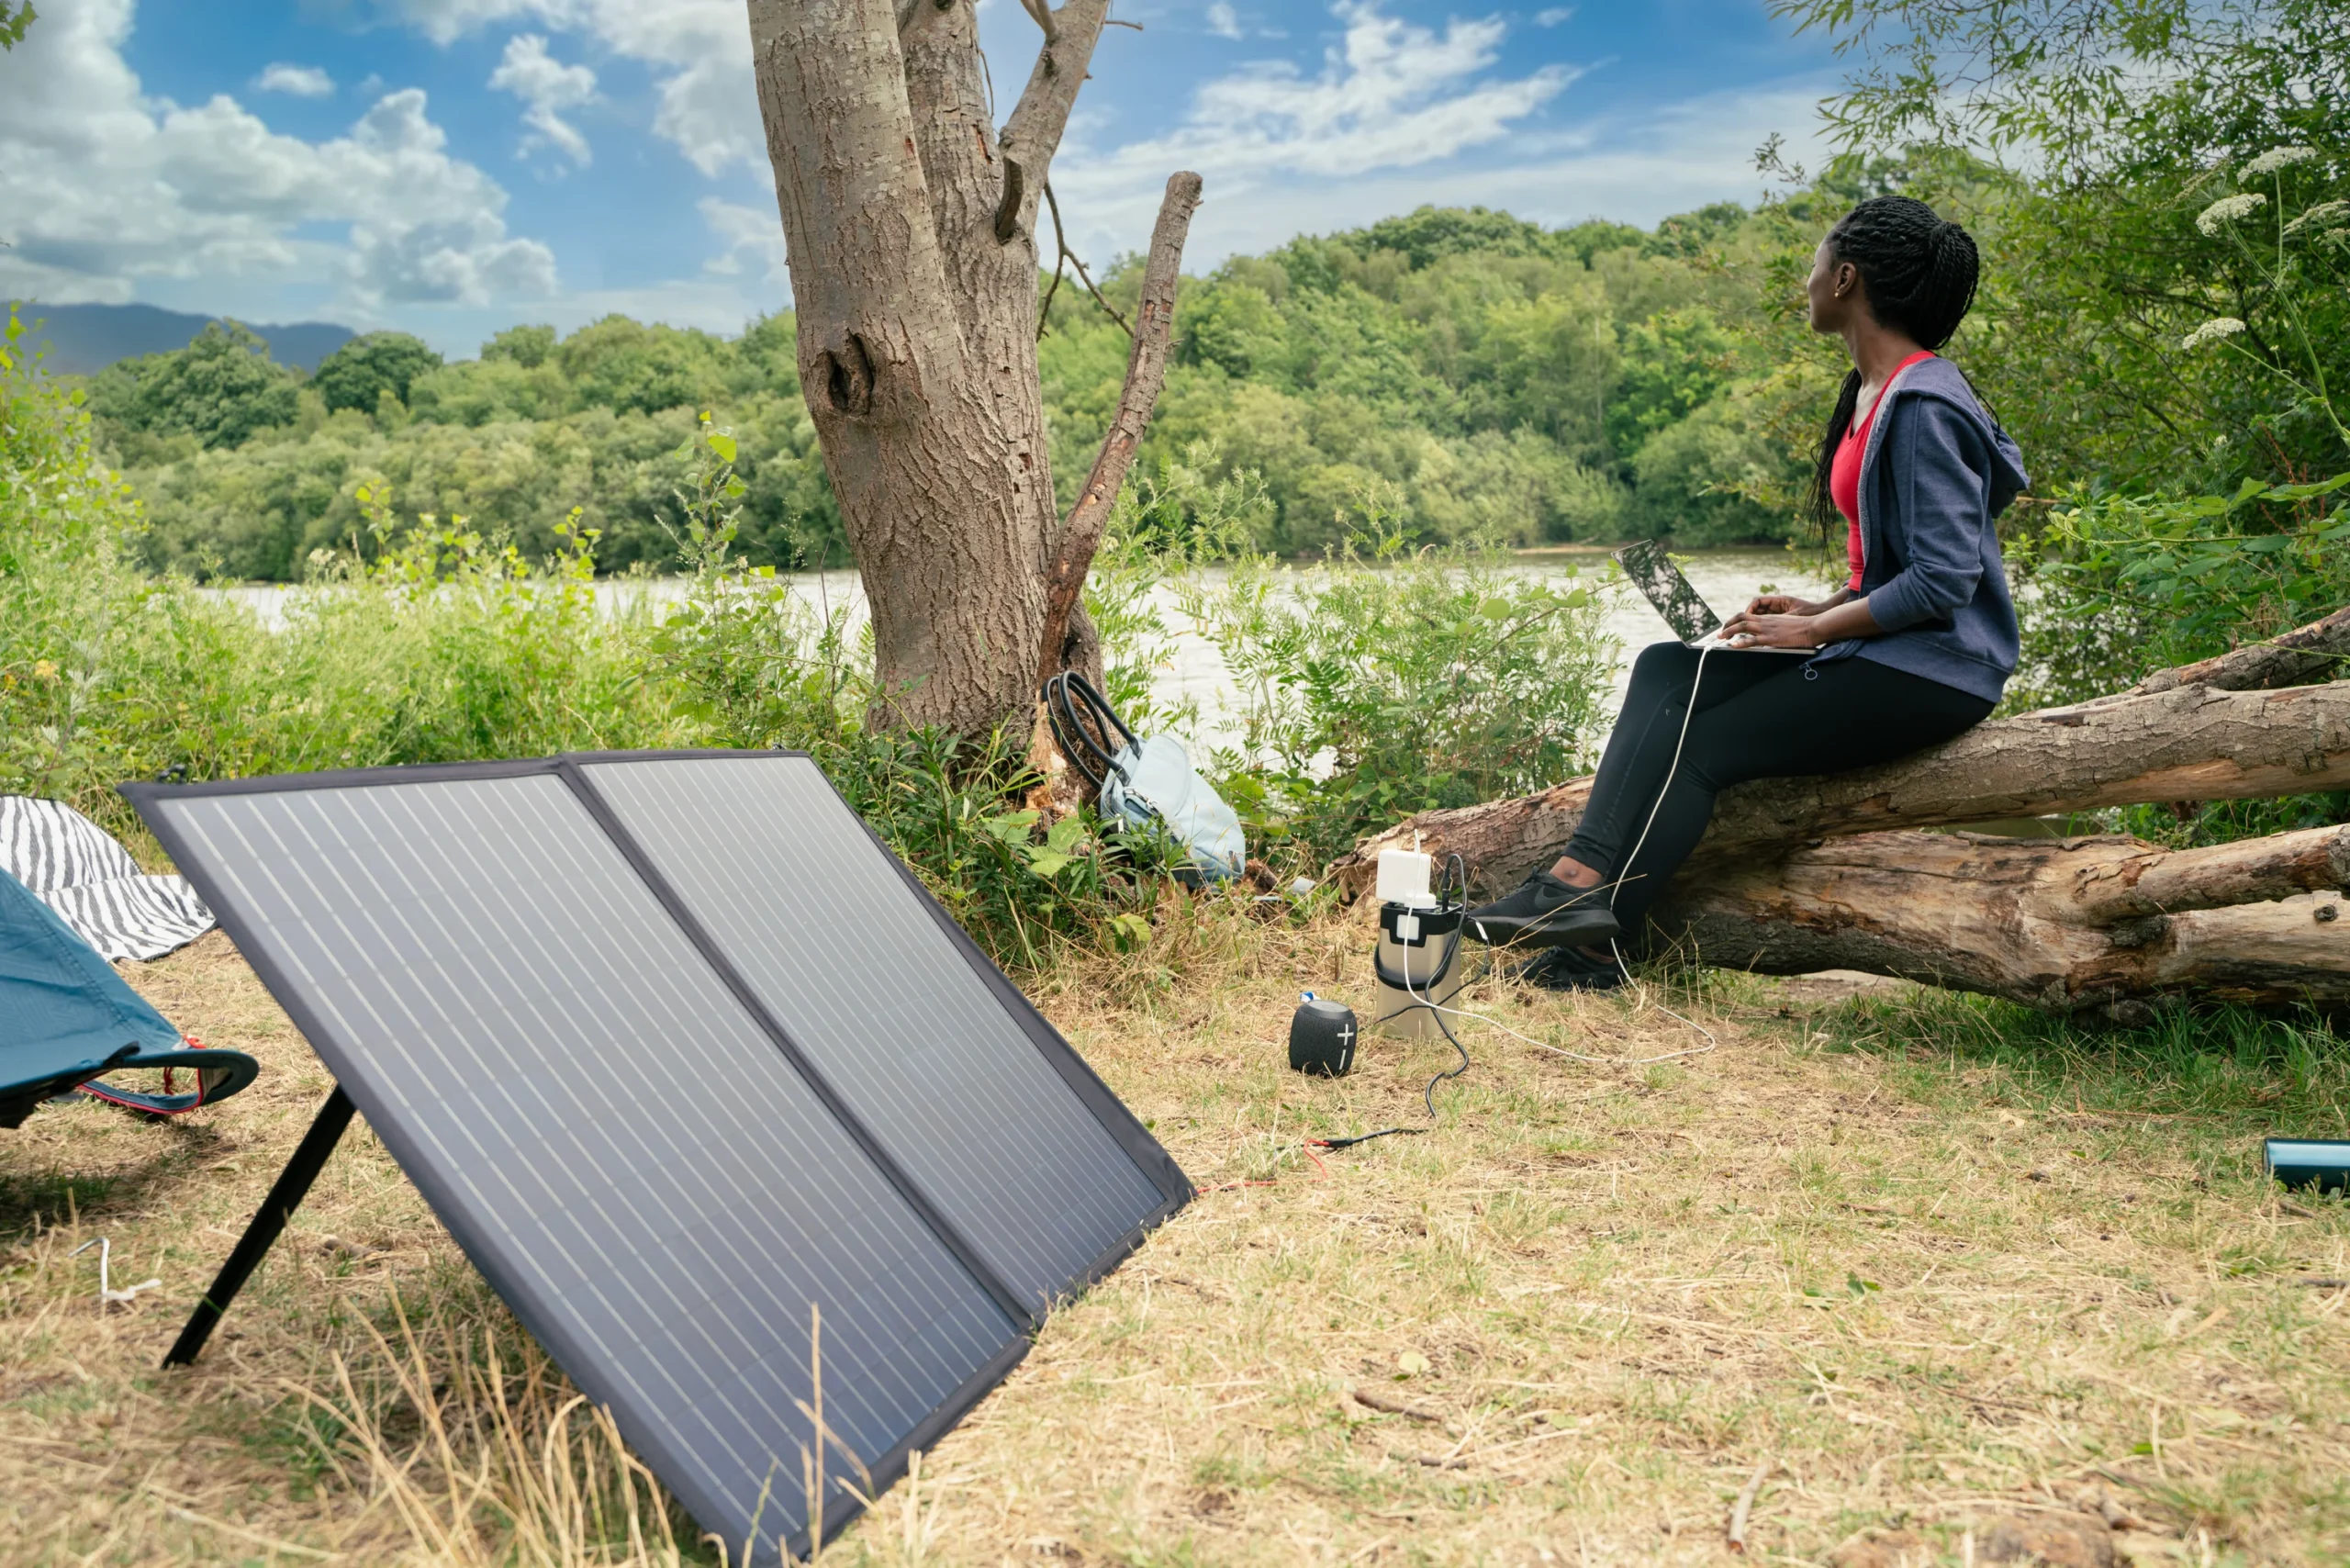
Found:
1043,673 -> 1246,882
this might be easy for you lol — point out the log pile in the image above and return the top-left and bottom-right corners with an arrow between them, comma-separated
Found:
1332,611 -> 2350,1016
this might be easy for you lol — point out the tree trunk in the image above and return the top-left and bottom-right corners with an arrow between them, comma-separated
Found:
745,0 -> 1194,738
1334,678 -> 2350,898
1658,825 -> 2350,1017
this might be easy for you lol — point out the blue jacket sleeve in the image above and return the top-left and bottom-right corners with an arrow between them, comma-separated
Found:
1867,396 -> 1991,633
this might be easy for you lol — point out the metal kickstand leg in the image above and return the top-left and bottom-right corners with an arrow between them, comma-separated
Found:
162,1085 -> 355,1368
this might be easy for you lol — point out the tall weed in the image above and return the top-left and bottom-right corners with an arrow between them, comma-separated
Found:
1176,481 -> 1618,864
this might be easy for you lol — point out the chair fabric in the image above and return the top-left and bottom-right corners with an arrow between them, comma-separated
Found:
0,794 -> 215,961
0,868 -> 255,1126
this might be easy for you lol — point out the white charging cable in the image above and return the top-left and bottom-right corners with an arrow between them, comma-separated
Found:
1592,640 -> 1721,1061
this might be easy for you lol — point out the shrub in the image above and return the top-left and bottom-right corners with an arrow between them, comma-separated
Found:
1178,482 -> 1618,864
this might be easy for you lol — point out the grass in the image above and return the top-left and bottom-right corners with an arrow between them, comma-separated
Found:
6,907 -> 2348,1565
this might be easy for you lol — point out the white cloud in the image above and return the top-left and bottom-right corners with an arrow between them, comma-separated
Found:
699,196 -> 789,286
1205,2 -> 1243,39
1052,77 -> 1833,278
488,32 -> 597,164
386,0 -> 764,176
0,0 -> 555,314
1055,0 -> 1572,210
254,62 -> 334,97
1533,6 -> 1573,26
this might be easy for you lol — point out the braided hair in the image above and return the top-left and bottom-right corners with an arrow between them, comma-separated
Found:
1806,196 -> 1982,532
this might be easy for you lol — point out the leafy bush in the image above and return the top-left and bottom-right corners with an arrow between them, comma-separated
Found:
84,321 -> 302,455
1177,483 -> 1618,863
312,331 -> 443,416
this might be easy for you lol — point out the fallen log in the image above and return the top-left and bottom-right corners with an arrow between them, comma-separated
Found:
1336,678 -> 2350,899
1658,824 -> 2350,1017
1329,609 -> 2350,1010
2121,605 -> 2350,697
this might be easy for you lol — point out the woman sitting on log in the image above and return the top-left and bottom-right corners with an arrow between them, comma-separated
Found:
1465,195 -> 2029,986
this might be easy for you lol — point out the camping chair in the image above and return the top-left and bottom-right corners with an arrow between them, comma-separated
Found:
1,868 -> 258,1128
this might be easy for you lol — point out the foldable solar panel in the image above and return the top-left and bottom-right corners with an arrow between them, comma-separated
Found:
125,753 -> 1189,1562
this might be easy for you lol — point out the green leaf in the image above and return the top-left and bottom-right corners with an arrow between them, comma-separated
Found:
982,809 -> 1039,843
1025,850 -> 1072,879
707,432 -> 738,464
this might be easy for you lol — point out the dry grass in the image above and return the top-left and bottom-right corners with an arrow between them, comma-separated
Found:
5,906 -> 2348,1566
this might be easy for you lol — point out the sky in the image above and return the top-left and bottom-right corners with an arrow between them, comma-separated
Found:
0,0 -> 1845,358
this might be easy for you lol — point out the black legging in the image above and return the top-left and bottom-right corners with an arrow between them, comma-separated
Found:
1563,643 -> 1994,933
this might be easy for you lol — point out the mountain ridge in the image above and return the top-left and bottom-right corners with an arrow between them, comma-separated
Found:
10,302 -> 355,374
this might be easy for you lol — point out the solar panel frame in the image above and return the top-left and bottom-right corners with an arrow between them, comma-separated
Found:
122,751 -> 1190,1561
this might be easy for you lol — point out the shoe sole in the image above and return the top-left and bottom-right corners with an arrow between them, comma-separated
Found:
1465,904 -> 1621,949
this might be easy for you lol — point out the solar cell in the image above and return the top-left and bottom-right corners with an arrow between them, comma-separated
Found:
131,767 -> 1031,1561
581,754 -> 1184,1312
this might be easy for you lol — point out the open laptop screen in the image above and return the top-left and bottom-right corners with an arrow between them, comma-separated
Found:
1613,539 -> 1722,643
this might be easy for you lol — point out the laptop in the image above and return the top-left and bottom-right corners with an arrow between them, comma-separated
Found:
1612,539 -> 1808,654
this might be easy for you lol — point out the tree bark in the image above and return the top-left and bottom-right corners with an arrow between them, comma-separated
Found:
1657,825 -> 2350,1016
747,0 -> 1183,740
1334,678 -> 2350,898
1035,171 -> 1202,686
2120,604 -> 2350,697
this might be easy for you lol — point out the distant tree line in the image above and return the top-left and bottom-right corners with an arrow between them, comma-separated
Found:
62,101 -> 2345,585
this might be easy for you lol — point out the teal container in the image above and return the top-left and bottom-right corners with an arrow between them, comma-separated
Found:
2266,1139 -> 2350,1194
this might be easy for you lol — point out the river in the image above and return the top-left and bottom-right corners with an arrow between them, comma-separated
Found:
205,546 -> 1839,751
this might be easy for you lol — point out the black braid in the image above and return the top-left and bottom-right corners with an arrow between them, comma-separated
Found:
1806,196 -> 1983,534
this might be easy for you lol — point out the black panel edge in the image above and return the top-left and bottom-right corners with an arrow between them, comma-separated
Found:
554,758 -> 1037,1331
791,760 -> 1196,1221
120,773 -> 1028,1562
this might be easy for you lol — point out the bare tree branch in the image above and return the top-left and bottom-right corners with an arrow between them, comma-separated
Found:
2122,604 -> 2350,698
1034,171 -> 1201,685
1035,180 -> 1131,339
1017,0 -> 1058,40
999,0 -> 1112,216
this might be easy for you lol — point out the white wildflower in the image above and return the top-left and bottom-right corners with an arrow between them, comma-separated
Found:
2196,192 -> 2268,234
2284,198 -> 2350,237
2180,317 -> 2247,351
2241,145 -> 2321,177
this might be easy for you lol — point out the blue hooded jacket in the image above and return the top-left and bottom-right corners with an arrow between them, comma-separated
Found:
1810,354 -> 2029,703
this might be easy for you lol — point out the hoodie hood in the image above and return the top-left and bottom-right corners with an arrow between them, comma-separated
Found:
1885,353 -> 2030,514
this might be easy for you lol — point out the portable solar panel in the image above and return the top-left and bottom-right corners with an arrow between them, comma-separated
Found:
125,753 -> 1190,1562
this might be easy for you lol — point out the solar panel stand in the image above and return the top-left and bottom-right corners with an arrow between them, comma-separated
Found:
162,1084 -> 355,1368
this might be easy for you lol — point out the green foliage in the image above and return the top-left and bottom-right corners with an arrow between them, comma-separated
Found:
311,331 -> 443,416
2,342 -> 1166,969
1176,481 -> 1618,863
2013,471 -> 2350,707
84,321 -> 302,455
0,2 -> 32,49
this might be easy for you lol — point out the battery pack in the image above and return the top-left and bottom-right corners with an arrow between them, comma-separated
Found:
1372,900 -> 1463,1040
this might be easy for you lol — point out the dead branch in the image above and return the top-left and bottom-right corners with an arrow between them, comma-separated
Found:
1036,180 -> 1133,339
1034,169 -> 1202,686
2123,604 -> 2350,697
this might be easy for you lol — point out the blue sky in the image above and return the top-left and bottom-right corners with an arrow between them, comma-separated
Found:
0,0 -> 1842,357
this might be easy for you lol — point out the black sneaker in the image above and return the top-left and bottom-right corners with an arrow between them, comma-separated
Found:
1515,945 -> 1627,991
1462,870 -> 1620,949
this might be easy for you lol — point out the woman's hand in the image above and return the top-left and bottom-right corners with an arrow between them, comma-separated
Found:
1742,593 -> 1830,617
1717,610 -> 1829,649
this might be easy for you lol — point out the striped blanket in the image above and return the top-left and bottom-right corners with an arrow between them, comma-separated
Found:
0,796 -> 216,962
